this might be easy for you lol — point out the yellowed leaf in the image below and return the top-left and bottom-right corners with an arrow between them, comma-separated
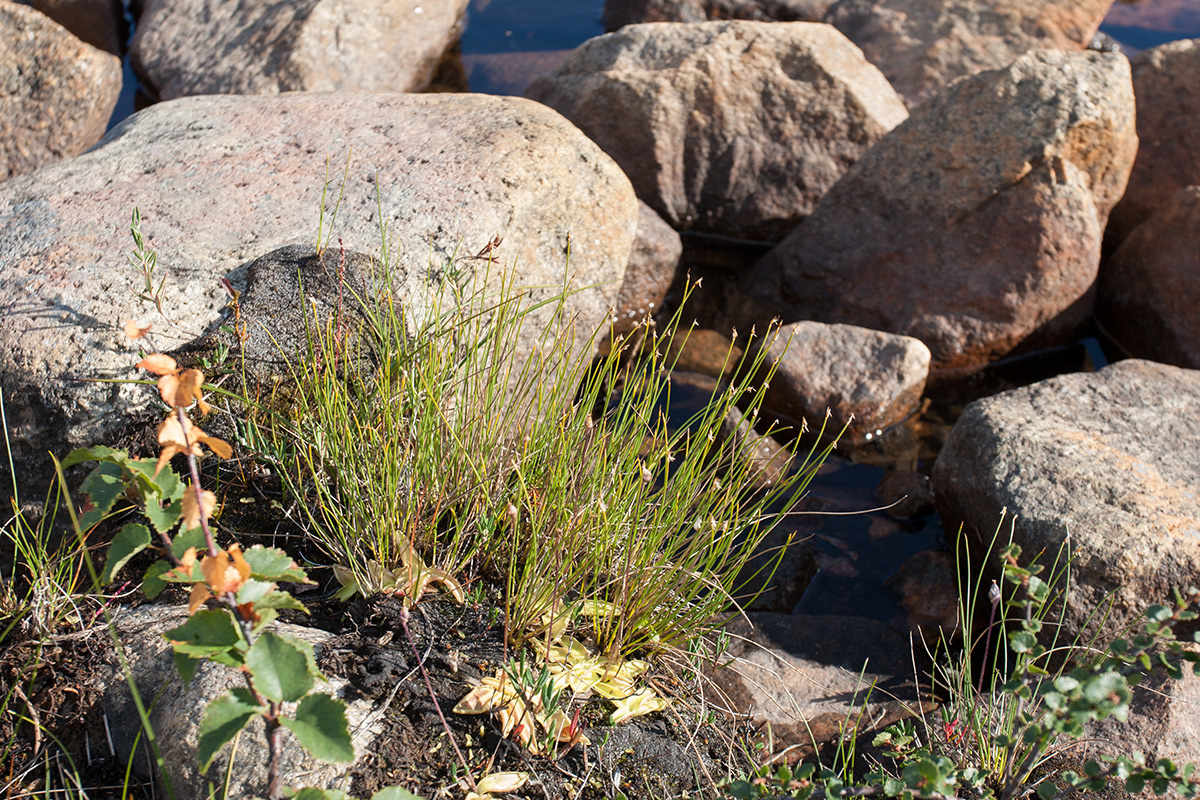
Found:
124,320 -> 151,339
198,431 -> 232,459
475,772 -> 529,795
182,485 -> 218,531
609,688 -> 668,724
136,353 -> 178,376
229,544 -> 251,583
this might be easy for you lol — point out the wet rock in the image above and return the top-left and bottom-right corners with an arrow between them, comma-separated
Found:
932,360 -> 1200,644
749,50 -> 1137,373
98,604 -> 377,800
0,92 -> 637,490
613,202 -> 682,336
12,0 -> 125,54
875,470 -> 934,519
1,0 -> 122,181
825,0 -> 1115,108
1107,39 -> 1200,242
887,549 -> 958,642
460,50 -> 574,96
735,516 -> 821,612
711,613 -> 917,759
757,321 -> 930,441
1098,186 -> 1200,369
604,0 -> 832,29
131,0 -> 468,100
526,21 -> 908,241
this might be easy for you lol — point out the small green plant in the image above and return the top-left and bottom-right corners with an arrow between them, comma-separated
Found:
724,538 -> 1200,800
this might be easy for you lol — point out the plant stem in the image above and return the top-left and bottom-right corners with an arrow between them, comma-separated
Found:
265,706 -> 283,800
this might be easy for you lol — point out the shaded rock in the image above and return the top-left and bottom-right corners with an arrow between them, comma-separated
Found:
1098,186 -> 1200,369
749,50 -> 1137,373
527,21 -> 908,241
13,0 -> 125,54
887,549 -> 959,642
613,202 -> 682,336
1107,39 -> 1200,242
825,0 -> 1115,108
931,360 -> 1200,644
735,515 -> 821,611
131,0 -> 468,100
720,404 -> 794,490
99,604 -> 377,800
667,328 -> 741,378
604,0 -> 832,29
711,613 -> 917,759
757,321 -> 930,441
0,0 -> 122,181
461,50 -> 573,96
875,470 -> 934,519
0,92 -> 637,492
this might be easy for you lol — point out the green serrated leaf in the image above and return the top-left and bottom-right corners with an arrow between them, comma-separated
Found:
243,545 -> 310,583
126,457 -> 185,500
80,461 -> 128,529
279,694 -> 353,763
197,688 -> 261,772
252,591 -> 308,613
170,526 -> 208,561
142,559 -> 172,599
101,523 -> 152,585
1010,631 -> 1037,653
235,579 -> 276,607
144,493 -> 183,536
246,633 -> 315,703
60,446 -> 128,469
286,790 -> 355,800
165,609 -> 246,667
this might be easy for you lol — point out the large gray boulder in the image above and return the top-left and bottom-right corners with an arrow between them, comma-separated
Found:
825,0 -> 1115,108
0,92 -> 637,491
527,21 -> 908,242
99,605 -> 377,800
1107,39 -> 1200,242
1098,186 -> 1200,369
0,0 -> 122,181
131,0 -> 468,100
932,360 -> 1200,643
748,50 -> 1136,374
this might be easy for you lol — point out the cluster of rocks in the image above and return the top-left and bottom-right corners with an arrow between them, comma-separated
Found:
2,0 -> 1200,786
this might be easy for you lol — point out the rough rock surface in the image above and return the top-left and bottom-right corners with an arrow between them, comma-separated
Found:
1107,39 -> 1200,242
604,0 -> 832,29
749,50 -> 1137,373
1098,187 -> 1200,369
0,0 -> 122,181
99,605 -> 377,800
613,202 -> 682,336
757,321 -> 930,441
13,0 -> 124,54
825,0 -> 1115,108
712,613 -> 917,757
131,0 -> 468,100
527,21 -> 908,241
932,360 -> 1200,643
1082,646 -> 1200,773
0,92 -> 637,491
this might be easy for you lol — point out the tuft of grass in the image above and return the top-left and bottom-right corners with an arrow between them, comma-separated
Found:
256,244 -> 837,661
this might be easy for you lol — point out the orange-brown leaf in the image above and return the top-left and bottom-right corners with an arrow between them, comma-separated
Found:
229,544 -> 251,583
182,485 -> 218,531
201,550 -> 245,595
158,368 -> 206,410
188,583 -> 211,614
137,353 -> 178,376
198,432 -> 232,460
124,320 -> 151,339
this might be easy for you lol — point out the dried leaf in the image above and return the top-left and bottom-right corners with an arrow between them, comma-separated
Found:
137,353 -> 178,376
182,485 -> 218,531
609,688 -> 668,724
188,582 -> 211,614
201,548 -> 248,595
124,320 -> 151,339
475,772 -> 529,795
198,431 -> 232,459
159,368 -> 207,411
